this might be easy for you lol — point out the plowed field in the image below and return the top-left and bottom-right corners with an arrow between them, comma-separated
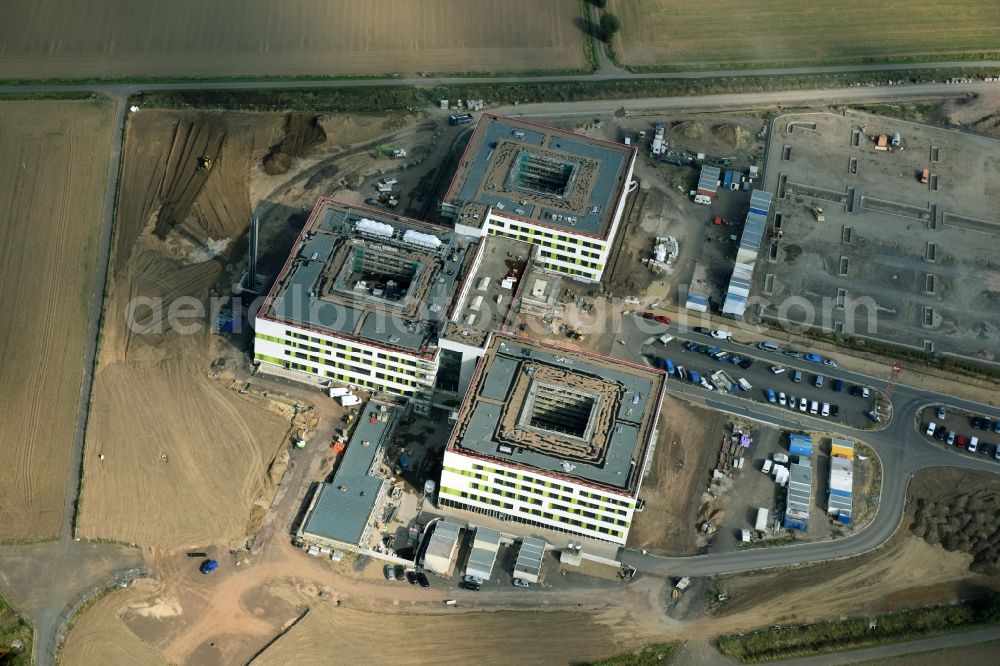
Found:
0,0 -> 586,80
0,99 -> 113,540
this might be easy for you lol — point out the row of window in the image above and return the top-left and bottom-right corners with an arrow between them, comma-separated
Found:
538,250 -> 602,270
491,219 -> 605,250
259,333 -> 432,384
468,463 -> 631,514
471,482 -> 543,507
255,352 -> 416,397
285,329 -> 429,369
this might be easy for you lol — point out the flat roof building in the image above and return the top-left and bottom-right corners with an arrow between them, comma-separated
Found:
439,335 -> 666,545
298,400 -> 399,551
423,520 -> 462,576
828,439 -> 854,524
440,114 -> 636,283
784,458 -> 813,532
513,537 -> 546,583
255,198 -> 478,412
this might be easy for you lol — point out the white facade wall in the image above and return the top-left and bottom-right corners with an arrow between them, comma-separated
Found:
440,450 -> 636,545
254,316 -> 437,398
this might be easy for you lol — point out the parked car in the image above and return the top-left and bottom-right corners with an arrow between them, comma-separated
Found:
804,353 -> 822,363
830,404 -> 840,418
783,349 -> 802,358
770,365 -> 786,375
851,385 -> 870,398
405,570 -> 418,585
821,402 -> 831,417
738,358 -> 754,370
983,417 -> 992,432
640,312 -> 655,320
459,581 -> 481,591
199,559 -> 218,575
788,394 -> 797,409
934,425 -> 947,440
799,397 -> 808,412
995,446 -> 1000,462
813,374 -> 824,388
683,341 -> 700,352
416,572 -> 430,588
822,358 -> 839,368
513,579 -> 530,588
865,410 -> 881,423
968,437 -> 978,453
937,406 -> 946,420
995,420 -> 1000,434
956,435 -> 967,449
790,369 -> 802,383
364,197 -> 379,206
809,400 -> 819,415
832,379 -> 844,392
766,389 -> 777,403
654,315 -> 671,325
947,431 -> 956,446
926,422 -> 937,436
758,341 -> 780,352
778,392 -> 787,406
710,330 -> 732,340
693,327 -> 711,334
971,416 -> 981,429
384,565 -> 396,581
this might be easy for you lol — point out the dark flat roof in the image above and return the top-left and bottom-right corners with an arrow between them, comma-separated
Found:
444,114 -> 634,238
260,198 -> 477,355
447,336 -> 664,493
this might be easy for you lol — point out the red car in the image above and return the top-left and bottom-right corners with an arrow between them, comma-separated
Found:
654,315 -> 671,325
956,435 -> 966,449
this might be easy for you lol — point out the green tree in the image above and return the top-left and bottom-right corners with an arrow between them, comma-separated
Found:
600,12 -> 621,43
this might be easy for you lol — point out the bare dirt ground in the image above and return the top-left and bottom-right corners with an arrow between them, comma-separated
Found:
0,0 -> 586,80
627,399 -> 724,556
0,99 -> 113,540
78,109 -> 296,548
710,469 -> 1000,631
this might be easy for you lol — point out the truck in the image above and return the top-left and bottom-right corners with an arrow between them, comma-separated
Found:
328,386 -> 351,398
651,123 -> 666,155
755,508 -> 769,531
687,370 -> 702,384
920,168 -> 930,184
448,114 -> 474,126
693,194 -> 712,205
339,394 -> 362,407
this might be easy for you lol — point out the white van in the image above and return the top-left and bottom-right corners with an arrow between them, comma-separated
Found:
821,402 -> 831,417
738,378 -> 753,392
809,400 -> 819,415
969,436 -> 979,453
758,341 -> 780,352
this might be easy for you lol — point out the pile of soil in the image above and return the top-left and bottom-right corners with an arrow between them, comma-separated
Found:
909,470 -> 1000,576
263,114 -> 327,175
670,120 -> 707,141
711,123 -> 751,150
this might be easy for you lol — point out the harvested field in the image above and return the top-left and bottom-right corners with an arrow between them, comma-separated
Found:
627,399 -> 722,555
78,109 -> 295,548
0,0 -> 587,80
0,99 -> 113,540
611,1 -> 1000,69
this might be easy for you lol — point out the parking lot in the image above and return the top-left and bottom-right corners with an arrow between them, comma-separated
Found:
642,332 -> 878,429
918,404 -> 1000,461
757,111 -> 1000,361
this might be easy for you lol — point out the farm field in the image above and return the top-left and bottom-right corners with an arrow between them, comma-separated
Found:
0,0 -> 587,80
0,99 -> 113,541
611,0 -> 1000,69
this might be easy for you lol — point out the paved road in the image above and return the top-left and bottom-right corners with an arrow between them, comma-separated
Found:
781,625 -> 1000,665
1,66 -> 998,664
611,318 -> 1000,576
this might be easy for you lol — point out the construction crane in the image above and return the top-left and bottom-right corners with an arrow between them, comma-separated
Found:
885,362 -> 903,401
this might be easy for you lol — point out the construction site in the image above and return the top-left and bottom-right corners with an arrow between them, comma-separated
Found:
756,111 -> 1000,360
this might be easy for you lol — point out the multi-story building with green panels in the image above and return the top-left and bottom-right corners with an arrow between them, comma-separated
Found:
254,198 -> 478,413
440,114 -> 636,284
439,336 -> 665,545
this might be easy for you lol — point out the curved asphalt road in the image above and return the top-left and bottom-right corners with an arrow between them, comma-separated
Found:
3,66 -> 999,662
614,320 -> 1000,576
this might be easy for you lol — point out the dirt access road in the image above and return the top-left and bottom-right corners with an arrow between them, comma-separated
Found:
0,0 -> 586,80
0,100 -> 113,540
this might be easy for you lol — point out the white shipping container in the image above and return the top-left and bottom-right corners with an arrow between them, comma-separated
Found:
339,394 -> 362,406
328,387 -> 351,398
